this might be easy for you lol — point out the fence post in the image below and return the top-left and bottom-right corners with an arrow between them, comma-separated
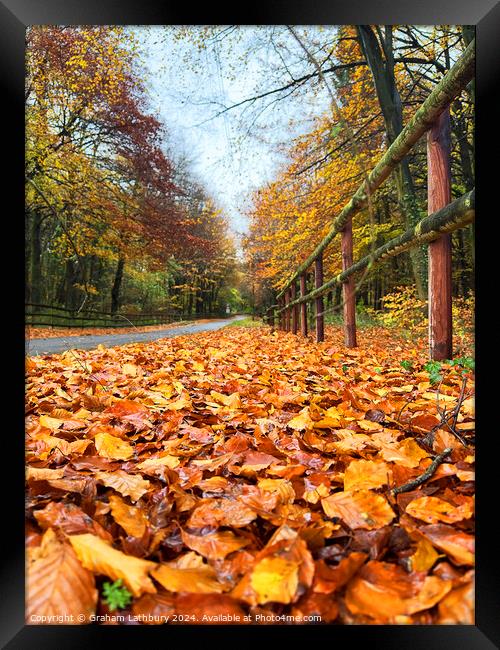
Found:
268,307 -> 275,327
428,108 -> 452,361
300,273 -> 308,337
314,255 -> 325,342
278,297 -> 284,330
341,218 -> 357,347
291,283 -> 298,334
285,290 -> 291,332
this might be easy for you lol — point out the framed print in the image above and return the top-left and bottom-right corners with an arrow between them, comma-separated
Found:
2,0 -> 498,646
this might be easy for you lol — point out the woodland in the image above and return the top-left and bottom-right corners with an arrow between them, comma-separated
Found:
26,25 -> 474,626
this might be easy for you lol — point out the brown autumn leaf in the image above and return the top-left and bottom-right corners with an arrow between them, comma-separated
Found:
175,593 -> 247,623
27,528 -> 97,623
187,498 -> 257,528
34,501 -> 112,541
321,490 -> 395,530
68,533 -> 157,597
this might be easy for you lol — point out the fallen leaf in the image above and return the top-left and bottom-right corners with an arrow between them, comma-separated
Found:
181,529 -> 249,560
95,470 -> 151,502
94,432 -> 134,461
322,490 -> 395,529
108,494 -> 148,538
69,533 -> 157,597
27,528 -> 97,623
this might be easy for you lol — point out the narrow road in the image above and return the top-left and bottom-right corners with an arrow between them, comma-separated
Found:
26,316 -> 247,356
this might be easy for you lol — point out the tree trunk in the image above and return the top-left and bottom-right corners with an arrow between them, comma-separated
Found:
29,210 -> 43,306
111,257 -> 125,315
357,25 -> 428,299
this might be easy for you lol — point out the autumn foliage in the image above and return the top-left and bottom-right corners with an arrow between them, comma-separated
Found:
26,325 -> 474,624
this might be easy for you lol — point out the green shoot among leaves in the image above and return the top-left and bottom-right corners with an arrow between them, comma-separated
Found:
101,579 -> 132,611
424,360 -> 443,385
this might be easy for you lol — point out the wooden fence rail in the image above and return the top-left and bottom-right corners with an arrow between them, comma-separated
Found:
264,40 -> 475,360
25,303 -> 226,329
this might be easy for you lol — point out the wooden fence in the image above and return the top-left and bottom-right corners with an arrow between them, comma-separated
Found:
264,39 -> 475,361
25,303 -> 226,329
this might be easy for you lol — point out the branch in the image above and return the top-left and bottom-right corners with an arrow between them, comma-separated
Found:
392,447 -> 453,495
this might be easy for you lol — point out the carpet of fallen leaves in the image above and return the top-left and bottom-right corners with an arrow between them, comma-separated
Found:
25,326 -> 474,625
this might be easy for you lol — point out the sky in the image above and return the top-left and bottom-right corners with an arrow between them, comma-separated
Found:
131,26 -> 334,240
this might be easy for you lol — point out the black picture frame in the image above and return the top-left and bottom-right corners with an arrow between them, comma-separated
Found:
4,0 -> 499,646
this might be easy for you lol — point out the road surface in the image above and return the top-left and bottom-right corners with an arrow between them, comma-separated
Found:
26,316 -> 247,356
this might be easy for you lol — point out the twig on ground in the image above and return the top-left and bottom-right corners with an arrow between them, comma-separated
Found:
392,447 -> 453,495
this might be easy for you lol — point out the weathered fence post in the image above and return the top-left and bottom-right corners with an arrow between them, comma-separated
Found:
278,297 -> 285,330
428,108 -> 452,361
291,283 -> 298,334
300,273 -> 308,337
341,218 -> 357,347
268,307 -> 275,327
315,255 -> 325,342
285,289 -> 291,332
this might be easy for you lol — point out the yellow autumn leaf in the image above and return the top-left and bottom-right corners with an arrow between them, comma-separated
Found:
250,556 -> 299,605
209,391 -> 241,409
287,408 -> 314,431
152,553 -> 228,594
122,363 -> 138,377
136,454 -> 180,471
94,432 -> 134,460
69,533 -> 157,597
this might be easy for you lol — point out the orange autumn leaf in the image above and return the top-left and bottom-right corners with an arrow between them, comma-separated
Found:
378,438 -> 429,468
418,524 -> 475,566
321,490 -> 395,529
181,529 -> 249,560
345,560 -> 452,622
313,552 -> 368,594
343,459 -> 390,491
437,581 -> 474,624
108,494 -> 148,538
405,496 -> 474,524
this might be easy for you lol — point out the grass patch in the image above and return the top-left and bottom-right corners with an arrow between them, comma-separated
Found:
225,317 -> 264,328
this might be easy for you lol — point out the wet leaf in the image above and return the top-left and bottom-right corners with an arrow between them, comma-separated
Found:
27,529 -> 97,623
69,533 -> 157,597
322,490 -> 395,529
181,529 -> 249,560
